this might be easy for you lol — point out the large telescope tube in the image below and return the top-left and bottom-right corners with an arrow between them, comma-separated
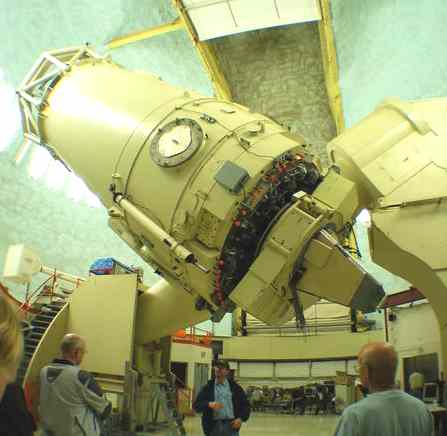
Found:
18,47 -> 384,342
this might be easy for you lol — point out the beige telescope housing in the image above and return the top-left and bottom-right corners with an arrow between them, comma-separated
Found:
18,47 -> 384,342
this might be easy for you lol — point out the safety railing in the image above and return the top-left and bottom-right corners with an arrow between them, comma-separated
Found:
1,266 -> 84,318
173,326 -> 213,347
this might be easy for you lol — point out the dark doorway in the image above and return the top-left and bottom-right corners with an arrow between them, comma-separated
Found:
171,361 -> 188,387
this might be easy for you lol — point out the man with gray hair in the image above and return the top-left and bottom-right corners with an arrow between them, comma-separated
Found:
39,333 -> 111,436
334,342 -> 433,436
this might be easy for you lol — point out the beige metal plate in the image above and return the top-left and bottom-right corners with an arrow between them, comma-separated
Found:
67,274 -> 138,376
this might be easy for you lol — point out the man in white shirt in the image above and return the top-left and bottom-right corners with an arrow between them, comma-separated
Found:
334,342 -> 433,436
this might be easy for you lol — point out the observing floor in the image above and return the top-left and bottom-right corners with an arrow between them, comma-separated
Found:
37,413 -> 339,435
180,413 -> 339,435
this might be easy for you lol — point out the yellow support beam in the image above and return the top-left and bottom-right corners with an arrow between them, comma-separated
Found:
107,18 -> 184,50
318,0 -> 345,133
173,0 -> 232,101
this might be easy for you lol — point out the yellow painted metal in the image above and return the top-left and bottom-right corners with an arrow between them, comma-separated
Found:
67,275 -> 138,376
230,197 -> 322,324
27,46 -> 443,432
299,232 -> 365,304
229,182 -> 379,323
24,275 -> 195,430
328,97 -> 447,374
222,330 -> 384,361
173,0 -> 232,100
311,169 -> 361,229
327,98 -> 445,205
135,279 -> 209,344
370,209 -> 447,369
106,18 -> 184,50
318,0 -> 345,133
18,42 -> 447,427
22,47 -> 386,341
39,54 -> 321,320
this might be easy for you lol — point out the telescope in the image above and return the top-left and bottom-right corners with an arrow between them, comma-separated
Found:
17,46 -> 447,431
17,46 -> 384,345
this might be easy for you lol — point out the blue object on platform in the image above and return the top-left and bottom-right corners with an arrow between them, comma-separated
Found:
89,258 -> 135,275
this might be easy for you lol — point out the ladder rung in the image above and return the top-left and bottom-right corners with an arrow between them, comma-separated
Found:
35,315 -> 54,320
32,319 -> 50,325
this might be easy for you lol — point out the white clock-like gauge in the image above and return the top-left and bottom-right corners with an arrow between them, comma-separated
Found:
150,118 -> 204,167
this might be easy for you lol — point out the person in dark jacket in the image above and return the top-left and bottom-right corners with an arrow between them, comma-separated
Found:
292,386 -> 306,415
193,360 -> 250,436
0,295 -> 33,435
0,382 -> 36,436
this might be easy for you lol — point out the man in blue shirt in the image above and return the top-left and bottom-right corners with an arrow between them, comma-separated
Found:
334,342 -> 433,436
193,360 -> 250,436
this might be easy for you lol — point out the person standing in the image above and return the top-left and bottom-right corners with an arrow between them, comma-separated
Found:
39,333 -> 111,436
250,387 -> 262,412
0,295 -> 23,402
0,295 -> 36,436
315,384 -> 329,415
292,386 -> 305,415
409,371 -> 425,400
193,360 -> 250,436
0,382 -> 36,436
334,342 -> 433,436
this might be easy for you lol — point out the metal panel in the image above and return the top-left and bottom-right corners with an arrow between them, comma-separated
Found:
67,275 -> 138,376
187,3 -> 235,41
275,362 -> 310,378
239,362 -> 273,378
311,360 -> 346,377
277,0 -> 321,21
347,359 -> 357,375
186,0 -> 321,41
231,0 -> 278,28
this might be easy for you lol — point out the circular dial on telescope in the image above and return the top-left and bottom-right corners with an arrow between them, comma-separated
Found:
150,118 -> 203,167
158,125 -> 192,157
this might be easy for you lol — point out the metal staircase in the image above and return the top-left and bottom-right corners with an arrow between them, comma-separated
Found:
17,301 -> 66,386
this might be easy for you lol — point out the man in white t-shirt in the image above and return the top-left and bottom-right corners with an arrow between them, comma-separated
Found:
334,342 -> 433,436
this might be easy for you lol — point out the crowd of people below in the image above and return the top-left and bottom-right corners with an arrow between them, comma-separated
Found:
246,383 -> 335,415
0,295 -> 439,435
